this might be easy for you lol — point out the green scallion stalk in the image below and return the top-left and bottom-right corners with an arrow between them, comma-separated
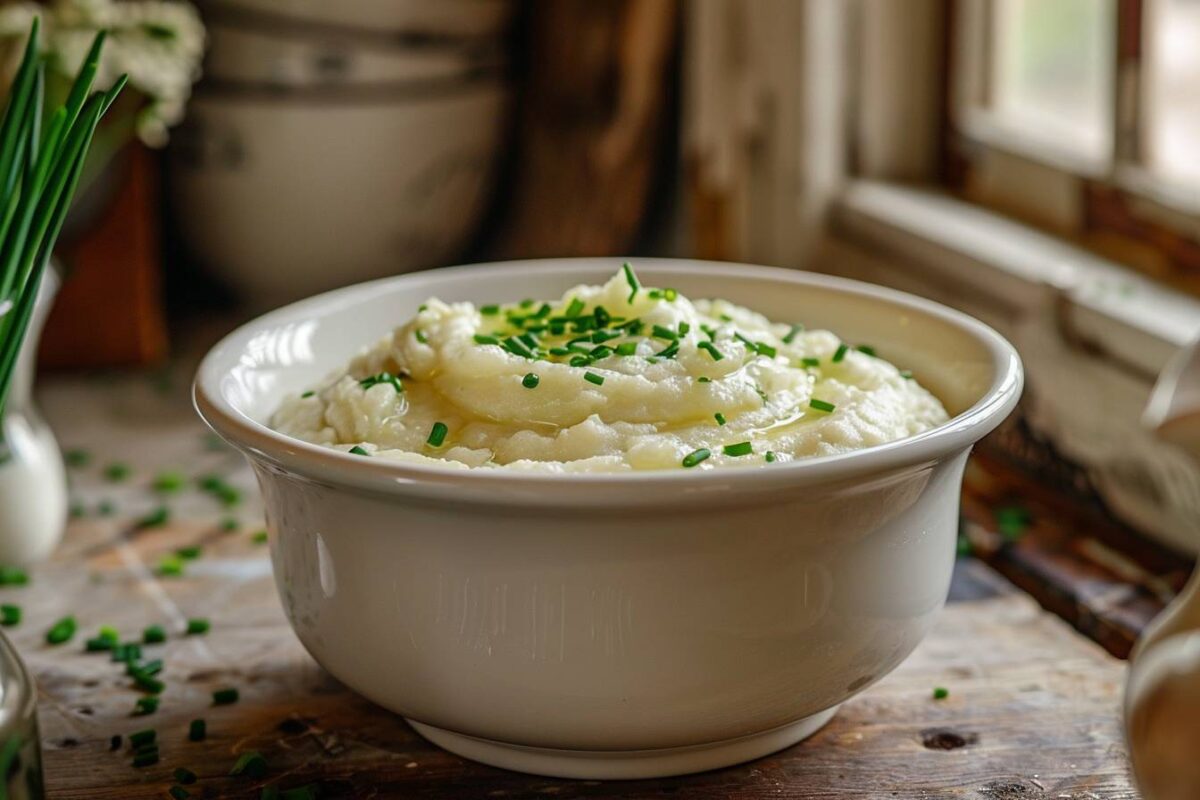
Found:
801,357 -> 820,368
809,398 -> 836,413
714,412 -> 727,426
681,448 -> 711,468
723,442 -> 753,457
783,324 -> 803,344
583,372 -> 604,386
832,343 -> 849,363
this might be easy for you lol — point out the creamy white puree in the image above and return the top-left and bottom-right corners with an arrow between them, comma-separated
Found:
271,266 -> 949,471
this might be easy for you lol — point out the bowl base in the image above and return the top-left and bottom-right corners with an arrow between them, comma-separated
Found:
406,706 -> 840,780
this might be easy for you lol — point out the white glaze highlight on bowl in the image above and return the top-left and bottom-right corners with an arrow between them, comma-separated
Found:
194,259 -> 1023,779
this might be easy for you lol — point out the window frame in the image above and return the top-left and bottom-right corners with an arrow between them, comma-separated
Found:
945,0 -> 1200,291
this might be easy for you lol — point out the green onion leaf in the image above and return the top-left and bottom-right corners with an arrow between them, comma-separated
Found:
348,445 -> 369,456
45,615 -> 76,645
832,344 -> 848,363
681,448 -> 711,468
133,696 -> 159,716
564,297 -> 585,317
480,304 -> 500,316
765,451 -> 777,463
583,371 -> 605,386
230,750 -> 267,778
933,686 -> 949,700
252,530 -> 268,545
137,507 -> 170,529
0,604 -> 19,626
801,357 -> 820,368
143,625 -> 166,644
186,618 -> 210,636
714,412 -> 727,426
723,441 -> 753,457
856,344 -> 877,357
809,398 -> 836,413
104,462 -> 131,482
522,373 -> 540,389
189,719 -> 206,741
129,729 -> 156,748
212,687 -> 239,706
473,334 -> 500,346
615,342 -> 637,356
783,324 -> 804,344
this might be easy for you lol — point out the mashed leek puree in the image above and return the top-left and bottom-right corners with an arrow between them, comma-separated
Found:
271,265 -> 949,472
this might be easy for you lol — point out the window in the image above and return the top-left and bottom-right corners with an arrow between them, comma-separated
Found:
948,0 -> 1200,286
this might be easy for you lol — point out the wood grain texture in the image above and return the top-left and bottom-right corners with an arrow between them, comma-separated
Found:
14,371 -> 1137,798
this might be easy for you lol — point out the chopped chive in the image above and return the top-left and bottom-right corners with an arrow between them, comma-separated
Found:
522,373 -> 540,389
348,445 -> 369,456
45,616 -> 76,645
698,341 -> 724,361
933,686 -> 949,700
133,696 -> 159,716
564,297 -> 586,317
856,344 -> 877,357
64,448 -> 91,467
0,567 -> 27,586
719,313 -> 733,322
418,304 -> 428,312
104,462 -> 131,482
533,303 -> 552,319
129,729 -> 156,748
230,750 -> 267,778
502,336 -> 536,359
0,604 -> 19,626
757,342 -> 777,358
765,451 -> 777,462
783,324 -> 804,344
186,618 -> 210,636
621,262 -> 641,303
583,372 -> 605,386
415,329 -> 428,344
427,422 -> 448,448
518,331 -> 539,349
97,500 -> 115,516
220,517 -> 239,532
714,413 -> 727,426
593,306 -> 611,328
136,506 -> 169,529
132,747 -> 159,765
809,398 -> 836,413
128,659 -> 162,677
678,322 -> 690,336
251,530 -> 268,545
832,344 -> 848,363
168,786 -> 190,800
300,390 -> 314,398
85,636 -> 113,652
663,288 -> 678,301
359,372 -> 403,393
698,377 -> 711,383
651,325 -> 678,341
152,471 -> 185,493
519,298 -> 535,309
591,330 -> 620,343
110,735 -> 122,751
548,346 -> 571,357
130,667 -> 164,694
143,625 -> 165,644
655,341 -> 680,359
213,687 -> 239,706
682,448 -> 711,468
70,502 -> 85,519
723,441 -> 753,457
473,334 -> 500,346
198,475 -> 241,507
615,342 -> 637,356
176,546 -> 202,560
188,719 -> 206,742
899,369 -> 914,380
801,357 -> 820,368
589,345 -> 613,360
480,304 -> 500,316
112,643 -> 142,663
156,556 -> 184,578
174,767 -> 197,785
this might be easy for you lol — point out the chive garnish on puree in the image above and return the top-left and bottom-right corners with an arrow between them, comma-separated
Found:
427,422 -> 449,448
348,445 -> 369,456
809,398 -> 837,413
681,448 -> 711,468
832,343 -> 849,363
723,442 -> 753,457
359,372 -> 402,393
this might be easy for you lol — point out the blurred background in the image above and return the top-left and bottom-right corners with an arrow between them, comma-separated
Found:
10,0 -> 1200,642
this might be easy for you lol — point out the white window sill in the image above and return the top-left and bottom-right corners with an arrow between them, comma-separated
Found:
833,180 -> 1200,377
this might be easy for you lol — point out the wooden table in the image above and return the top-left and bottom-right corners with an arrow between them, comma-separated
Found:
11,370 -> 1138,798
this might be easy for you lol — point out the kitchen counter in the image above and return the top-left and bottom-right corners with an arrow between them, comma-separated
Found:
10,370 -> 1137,798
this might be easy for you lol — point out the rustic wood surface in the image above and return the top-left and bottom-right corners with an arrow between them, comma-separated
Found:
7,371 -> 1138,798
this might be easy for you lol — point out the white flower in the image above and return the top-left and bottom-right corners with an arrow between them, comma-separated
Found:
0,0 -> 205,146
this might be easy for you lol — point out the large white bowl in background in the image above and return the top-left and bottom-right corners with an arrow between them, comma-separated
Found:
169,80 -> 507,307
194,259 -> 1023,779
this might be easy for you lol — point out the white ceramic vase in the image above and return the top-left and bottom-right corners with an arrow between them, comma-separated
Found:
0,269 -> 66,566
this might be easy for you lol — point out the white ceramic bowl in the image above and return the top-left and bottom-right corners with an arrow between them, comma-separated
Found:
169,81 -> 507,307
194,259 -> 1023,779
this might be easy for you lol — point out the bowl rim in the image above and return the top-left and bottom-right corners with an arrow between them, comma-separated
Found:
193,258 -> 1023,507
